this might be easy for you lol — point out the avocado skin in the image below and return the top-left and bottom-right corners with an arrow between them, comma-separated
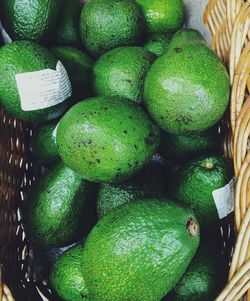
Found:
93,46 -> 155,104
31,119 -> 59,167
97,161 -> 167,218
144,33 -> 172,57
0,41 -> 70,123
169,155 -> 234,234
23,162 -> 94,247
81,200 -> 200,301
79,0 -> 145,57
160,125 -> 220,163
1,0 -> 61,43
50,245 -> 89,301
144,29 -> 230,134
56,97 -> 160,183
166,243 -> 227,301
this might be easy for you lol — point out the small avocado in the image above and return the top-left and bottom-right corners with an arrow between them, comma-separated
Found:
167,243 -> 227,301
23,162 -> 95,247
50,245 -> 90,301
30,119 -> 59,167
144,33 -> 172,57
82,200 -> 200,301
56,97 -> 160,183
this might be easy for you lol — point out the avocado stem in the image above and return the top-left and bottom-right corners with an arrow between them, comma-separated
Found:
205,162 -> 214,169
187,219 -> 198,237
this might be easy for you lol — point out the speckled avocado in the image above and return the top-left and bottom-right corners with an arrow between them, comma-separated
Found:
50,245 -> 89,301
144,29 -> 230,134
30,119 -> 59,166
92,47 -> 155,104
79,0 -> 146,57
0,41 -> 70,122
81,200 -> 200,301
23,162 -> 94,247
56,97 -> 160,183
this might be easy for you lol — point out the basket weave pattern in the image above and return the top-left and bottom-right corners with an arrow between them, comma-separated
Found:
204,0 -> 250,300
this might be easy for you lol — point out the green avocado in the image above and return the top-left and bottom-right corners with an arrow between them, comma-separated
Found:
1,0 -> 61,43
169,155 -> 234,234
51,46 -> 94,101
97,161 -> 167,217
50,245 -> 89,301
92,47 -> 155,104
167,243 -> 227,301
56,97 -> 160,183
55,0 -> 82,47
23,162 -> 94,247
81,200 -> 200,301
30,119 -> 59,167
0,41 -> 71,123
79,0 -> 146,57
160,125 -> 220,163
144,29 -> 230,134
144,33 -> 172,57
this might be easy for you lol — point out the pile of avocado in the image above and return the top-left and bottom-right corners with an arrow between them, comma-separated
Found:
0,0 -> 233,300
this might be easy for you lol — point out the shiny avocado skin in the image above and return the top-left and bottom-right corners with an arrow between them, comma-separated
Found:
1,0 -> 61,43
56,97 -> 160,183
144,30 -> 230,134
0,41 -> 70,123
81,200 -> 200,301
31,120 -> 60,167
167,243 -> 226,301
23,162 -> 93,247
93,46 -> 155,104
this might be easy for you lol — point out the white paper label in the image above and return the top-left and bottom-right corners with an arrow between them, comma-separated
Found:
212,177 -> 235,219
16,61 -> 72,111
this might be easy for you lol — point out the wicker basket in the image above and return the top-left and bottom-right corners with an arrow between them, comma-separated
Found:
0,0 -> 249,300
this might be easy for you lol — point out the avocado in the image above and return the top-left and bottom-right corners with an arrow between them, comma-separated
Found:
1,0 -> 61,43
50,245 -> 89,301
92,47 -> 155,104
160,125 -> 220,163
23,162 -> 95,247
167,28 -> 206,49
82,200 -> 200,301
79,0 -> 146,57
97,160 -> 167,218
51,46 -> 94,101
144,29 -> 230,134
169,155 -> 234,234
30,119 -> 59,167
0,41 -> 71,123
167,243 -> 227,301
55,0 -> 82,47
135,0 -> 185,33
56,97 -> 160,183
144,33 -> 172,57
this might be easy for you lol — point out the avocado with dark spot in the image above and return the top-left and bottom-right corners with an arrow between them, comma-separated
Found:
23,162 -> 95,247
56,97 -> 160,183
144,29 -> 230,134
81,200 -> 200,301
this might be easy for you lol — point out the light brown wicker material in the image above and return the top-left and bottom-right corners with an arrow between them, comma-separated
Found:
205,0 -> 250,300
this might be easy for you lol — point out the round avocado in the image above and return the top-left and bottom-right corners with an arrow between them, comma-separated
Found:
144,33 -> 172,57
144,30 -> 230,134
56,97 -> 160,183
169,155 -> 234,234
81,200 -> 200,301
50,245 -> 89,301
79,0 -> 146,57
51,46 -> 94,101
93,47 -> 155,104
135,0 -> 185,33
30,119 -> 60,167
1,0 -> 61,43
0,41 -> 71,123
